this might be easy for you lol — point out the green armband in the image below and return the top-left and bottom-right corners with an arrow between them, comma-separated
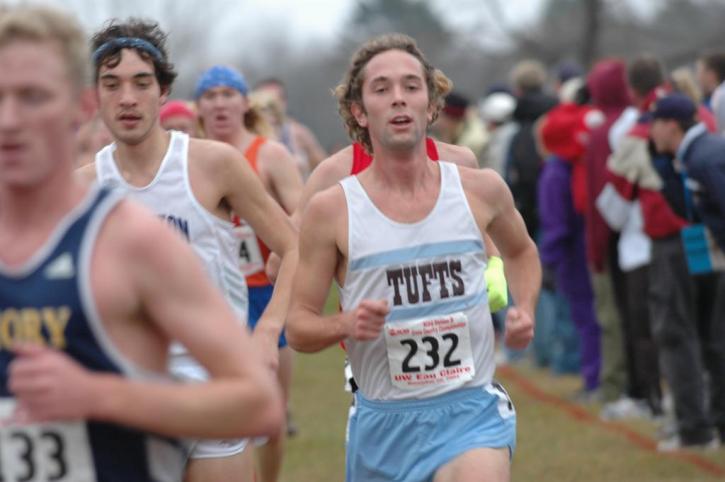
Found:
485,256 -> 508,312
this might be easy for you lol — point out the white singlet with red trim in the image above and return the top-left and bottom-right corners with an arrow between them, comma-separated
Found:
339,161 -> 494,401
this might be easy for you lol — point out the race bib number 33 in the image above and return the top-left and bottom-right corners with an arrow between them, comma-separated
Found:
384,312 -> 475,391
0,399 -> 96,482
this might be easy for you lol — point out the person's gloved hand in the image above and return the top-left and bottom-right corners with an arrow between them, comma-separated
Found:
485,256 -> 508,312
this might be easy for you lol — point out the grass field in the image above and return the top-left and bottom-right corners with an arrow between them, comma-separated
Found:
280,289 -> 725,482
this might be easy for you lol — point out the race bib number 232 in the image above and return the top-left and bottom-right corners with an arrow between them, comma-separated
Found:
0,399 -> 96,482
384,312 -> 475,392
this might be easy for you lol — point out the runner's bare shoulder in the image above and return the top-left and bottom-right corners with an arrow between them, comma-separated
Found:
96,198 -> 183,267
296,146 -> 354,215
75,161 -> 99,184
434,142 -> 477,168
187,137 -> 247,177
457,165 -> 508,204
314,146 -> 355,183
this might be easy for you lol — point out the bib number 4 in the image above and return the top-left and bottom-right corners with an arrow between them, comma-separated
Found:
232,223 -> 264,276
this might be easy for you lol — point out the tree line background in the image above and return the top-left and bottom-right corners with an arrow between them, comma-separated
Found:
64,0 -> 725,150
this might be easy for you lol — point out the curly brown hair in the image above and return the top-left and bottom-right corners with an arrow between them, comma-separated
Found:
334,33 -> 452,154
91,18 -> 177,94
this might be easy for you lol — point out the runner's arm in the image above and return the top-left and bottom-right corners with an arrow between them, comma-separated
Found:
286,188 -> 353,352
10,201 -> 285,439
294,121 -> 327,170
265,147 -> 350,283
435,142 -> 478,168
290,146 -> 352,226
483,172 -> 540,317
75,162 -> 98,184
217,145 -> 298,351
115,202 -> 282,437
261,140 -> 304,214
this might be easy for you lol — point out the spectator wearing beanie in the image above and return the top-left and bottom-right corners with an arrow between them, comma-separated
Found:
479,92 -> 516,175
160,100 -> 199,137
554,60 -> 584,94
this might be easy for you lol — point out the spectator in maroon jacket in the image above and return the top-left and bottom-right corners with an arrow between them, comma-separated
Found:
583,58 -> 631,404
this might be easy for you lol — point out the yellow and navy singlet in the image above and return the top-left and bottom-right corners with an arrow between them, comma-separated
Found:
0,186 -> 187,482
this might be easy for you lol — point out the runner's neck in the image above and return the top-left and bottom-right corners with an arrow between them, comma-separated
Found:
112,128 -> 171,184
365,140 -> 435,194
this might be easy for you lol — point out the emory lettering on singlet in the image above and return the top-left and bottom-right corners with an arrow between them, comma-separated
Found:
386,260 -> 465,306
0,306 -> 70,350
159,214 -> 190,241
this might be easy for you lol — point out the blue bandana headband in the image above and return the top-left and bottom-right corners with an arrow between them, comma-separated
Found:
194,65 -> 249,100
92,37 -> 163,65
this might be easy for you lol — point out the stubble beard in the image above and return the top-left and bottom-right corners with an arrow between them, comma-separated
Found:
111,121 -> 152,147
380,123 -> 424,153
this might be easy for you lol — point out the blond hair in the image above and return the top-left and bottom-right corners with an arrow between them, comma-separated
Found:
671,67 -> 702,104
250,90 -> 285,127
0,4 -> 88,91
511,60 -> 547,94
243,104 -> 274,138
334,33 -> 452,154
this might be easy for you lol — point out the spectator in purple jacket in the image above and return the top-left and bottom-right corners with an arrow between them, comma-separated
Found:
538,101 -> 604,396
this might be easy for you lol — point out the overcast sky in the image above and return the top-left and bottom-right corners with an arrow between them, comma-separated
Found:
26,0 -> 662,63
44,0 -> 546,46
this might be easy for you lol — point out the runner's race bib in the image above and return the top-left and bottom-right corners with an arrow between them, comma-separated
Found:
384,312 -> 475,392
232,222 -> 264,276
0,399 -> 96,482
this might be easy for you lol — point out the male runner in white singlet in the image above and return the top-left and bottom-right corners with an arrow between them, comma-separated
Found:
76,19 -> 297,482
287,34 -> 540,482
